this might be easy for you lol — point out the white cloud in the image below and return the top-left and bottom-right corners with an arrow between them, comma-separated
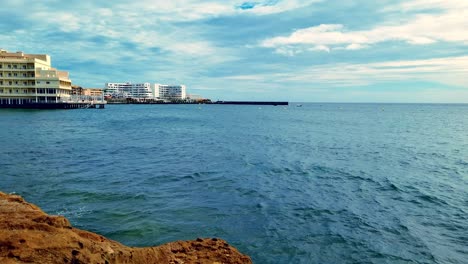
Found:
311,45 -> 331,52
345,43 -> 368,50
222,56 -> 468,88
262,1 -> 468,53
108,0 -> 320,22
238,0 -> 321,15
383,0 -> 468,12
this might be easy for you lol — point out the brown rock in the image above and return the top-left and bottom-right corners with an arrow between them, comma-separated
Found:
0,192 -> 252,264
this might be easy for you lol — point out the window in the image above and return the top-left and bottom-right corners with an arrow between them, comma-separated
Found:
23,82 -> 27,85
46,81 -> 50,84
8,73 -> 11,77
23,89 -> 27,94
13,65 -> 17,69
14,73 -> 17,76
23,73 -> 26,77
22,65 -> 26,69
37,81 -> 41,84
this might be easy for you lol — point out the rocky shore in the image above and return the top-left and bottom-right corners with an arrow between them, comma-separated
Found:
0,192 -> 252,264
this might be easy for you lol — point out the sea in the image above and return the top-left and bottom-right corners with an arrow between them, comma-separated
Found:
0,103 -> 467,264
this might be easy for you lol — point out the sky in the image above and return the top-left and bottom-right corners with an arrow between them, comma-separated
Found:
1,0 -> 467,102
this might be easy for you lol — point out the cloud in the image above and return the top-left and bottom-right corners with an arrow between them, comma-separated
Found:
222,55 -> 468,88
261,1 -> 468,54
383,0 -> 468,12
236,0 -> 321,15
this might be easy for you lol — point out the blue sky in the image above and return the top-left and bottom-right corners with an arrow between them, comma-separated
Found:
1,0 -> 467,102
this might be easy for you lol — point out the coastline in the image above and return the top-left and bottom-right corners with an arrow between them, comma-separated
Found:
0,191 -> 252,264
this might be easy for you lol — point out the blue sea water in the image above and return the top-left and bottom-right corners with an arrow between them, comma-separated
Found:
0,103 -> 467,264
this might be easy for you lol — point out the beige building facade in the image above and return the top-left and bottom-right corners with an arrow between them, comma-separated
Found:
0,49 -> 72,105
83,88 -> 103,97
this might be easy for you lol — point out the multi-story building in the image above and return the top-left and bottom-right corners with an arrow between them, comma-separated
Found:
104,82 -> 153,99
154,84 -> 186,100
0,49 -> 72,105
82,88 -> 103,97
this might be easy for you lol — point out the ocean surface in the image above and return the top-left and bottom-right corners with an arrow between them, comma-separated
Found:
0,103 -> 467,264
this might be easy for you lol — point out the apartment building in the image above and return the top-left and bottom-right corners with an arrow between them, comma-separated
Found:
154,84 -> 186,100
0,49 -> 72,105
104,82 -> 153,99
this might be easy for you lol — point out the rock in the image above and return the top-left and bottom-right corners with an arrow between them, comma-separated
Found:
0,192 -> 252,264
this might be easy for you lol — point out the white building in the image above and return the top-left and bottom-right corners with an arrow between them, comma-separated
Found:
153,84 -> 186,100
104,82 -> 153,99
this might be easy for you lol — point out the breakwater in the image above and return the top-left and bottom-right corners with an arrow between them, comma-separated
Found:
214,101 -> 288,106
106,99 -> 289,106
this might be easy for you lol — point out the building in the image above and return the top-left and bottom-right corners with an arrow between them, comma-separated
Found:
72,85 -> 103,99
71,85 -> 83,95
83,88 -> 103,97
0,49 -> 72,105
104,82 -> 153,99
154,84 -> 186,100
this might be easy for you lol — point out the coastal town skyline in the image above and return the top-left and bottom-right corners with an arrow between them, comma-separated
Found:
1,0 -> 467,102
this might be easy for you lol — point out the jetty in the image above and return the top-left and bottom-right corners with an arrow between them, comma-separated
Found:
214,101 -> 288,106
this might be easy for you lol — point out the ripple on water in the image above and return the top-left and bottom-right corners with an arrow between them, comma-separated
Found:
1,104 -> 467,264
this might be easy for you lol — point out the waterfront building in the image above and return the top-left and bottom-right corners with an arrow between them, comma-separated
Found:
72,85 -> 104,100
71,85 -> 83,95
0,49 -> 72,105
104,82 -> 153,99
82,88 -> 103,97
154,84 -> 186,100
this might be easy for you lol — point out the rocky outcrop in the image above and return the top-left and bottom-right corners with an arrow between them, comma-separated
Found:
0,192 -> 252,264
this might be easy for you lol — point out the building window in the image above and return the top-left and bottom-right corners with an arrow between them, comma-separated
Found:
13,65 -> 17,69
46,81 -> 50,84
23,81 -> 27,85
14,73 -> 17,77
22,65 -> 26,69
23,73 -> 27,77
23,89 -> 27,94
8,73 -> 11,77
37,81 -> 41,84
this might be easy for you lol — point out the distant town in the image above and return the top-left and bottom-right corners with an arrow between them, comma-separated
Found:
0,49 -> 286,109
0,49 -> 209,109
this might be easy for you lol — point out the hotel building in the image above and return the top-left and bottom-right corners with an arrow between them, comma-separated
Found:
104,82 -> 153,99
0,49 -> 72,105
154,84 -> 186,100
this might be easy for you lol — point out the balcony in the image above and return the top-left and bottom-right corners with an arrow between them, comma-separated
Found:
0,76 -> 36,80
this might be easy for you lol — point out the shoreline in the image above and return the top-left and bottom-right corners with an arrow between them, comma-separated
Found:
0,191 -> 252,263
